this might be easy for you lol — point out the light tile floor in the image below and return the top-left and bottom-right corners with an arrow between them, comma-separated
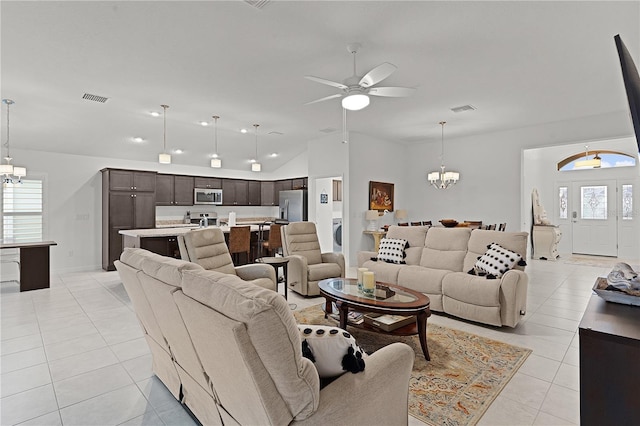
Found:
1,255 -> 638,425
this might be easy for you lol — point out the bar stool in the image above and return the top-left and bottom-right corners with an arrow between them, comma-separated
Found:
228,226 -> 251,265
262,223 -> 282,257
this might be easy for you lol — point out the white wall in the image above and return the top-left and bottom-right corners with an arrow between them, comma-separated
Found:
314,177 -> 335,252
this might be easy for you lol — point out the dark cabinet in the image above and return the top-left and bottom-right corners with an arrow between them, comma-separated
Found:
274,179 -> 292,195
223,179 -> 248,205
248,181 -> 261,205
261,181 -> 276,206
194,177 -> 222,189
140,236 -> 180,259
102,169 -> 156,271
157,174 -> 194,206
292,178 -> 307,189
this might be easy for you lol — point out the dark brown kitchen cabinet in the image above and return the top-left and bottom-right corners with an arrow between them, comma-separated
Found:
248,181 -> 261,205
292,178 -> 307,189
194,177 -> 222,189
222,179 -> 248,205
101,168 -> 156,271
261,181 -> 276,206
274,179 -> 292,195
156,174 -> 194,206
140,236 -> 180,259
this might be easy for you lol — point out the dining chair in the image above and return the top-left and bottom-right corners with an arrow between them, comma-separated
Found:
498,223 -> 507,232
421,220 -> 432,226
262,223 -> 283,257
228,226 -> 251,265
410,221 -> 422,226
485,224 -> 497,230
465,220 -> 483,230
398,222 -> 409,226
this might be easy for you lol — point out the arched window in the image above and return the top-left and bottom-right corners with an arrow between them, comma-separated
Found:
557,149 -> 636,171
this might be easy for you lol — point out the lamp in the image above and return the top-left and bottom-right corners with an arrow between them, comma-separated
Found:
365,210 -> 379,231
395,209 -> 408,222
342,93 -> 370,111
575,145 -> 602,169
210,115 -> 221,168
158,104 -> 171,164
1,99 -> 27,185
251,124 -> 261,172
428,121 -> 459,189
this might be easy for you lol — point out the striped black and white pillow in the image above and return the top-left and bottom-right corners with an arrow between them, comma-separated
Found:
375,238 -> 409,264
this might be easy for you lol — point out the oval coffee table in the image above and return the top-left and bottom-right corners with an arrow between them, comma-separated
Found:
318,277 -> 431,360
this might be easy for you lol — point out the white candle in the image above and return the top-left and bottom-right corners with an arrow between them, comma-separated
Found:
363,271 -> 375,291
357,268 -> 368,286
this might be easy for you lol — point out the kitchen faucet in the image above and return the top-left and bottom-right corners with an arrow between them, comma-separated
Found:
199,216 -> 209,228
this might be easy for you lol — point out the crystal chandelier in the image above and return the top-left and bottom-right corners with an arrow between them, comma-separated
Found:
1,99 -> 27,185
427,121 -> 459,189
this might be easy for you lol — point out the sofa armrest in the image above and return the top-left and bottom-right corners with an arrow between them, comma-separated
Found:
293,342 -> 414,425
499,269 -> 529,327
357,251 -> 377,267
321,253 -> 345,277
235,263 -> 277,284
284,254 -> 309,294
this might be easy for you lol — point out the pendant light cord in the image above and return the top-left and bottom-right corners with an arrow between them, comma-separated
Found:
161,105 -> 169,153
439,121 -> 446,168
342,107 -> 348,143
213,115 -> 219,154
3,99 -> 13,159
253,124 -> 259,160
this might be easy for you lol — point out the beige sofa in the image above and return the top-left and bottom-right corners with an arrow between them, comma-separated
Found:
357,226 -> 529,327
116,247 -> 415,425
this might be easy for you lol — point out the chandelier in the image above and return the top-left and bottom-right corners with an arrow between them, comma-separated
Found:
427,121 -> 459,189
575,145 -> 601,169
1,99 -> 27,185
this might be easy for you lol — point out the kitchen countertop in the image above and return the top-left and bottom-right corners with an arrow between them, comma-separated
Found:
120,224 -> 269,238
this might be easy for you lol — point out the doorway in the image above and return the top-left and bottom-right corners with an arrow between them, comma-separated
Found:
571,180 -> 618,256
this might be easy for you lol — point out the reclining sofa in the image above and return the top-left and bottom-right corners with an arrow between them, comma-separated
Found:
357,226 -> 529,327
115,247 -> 414,425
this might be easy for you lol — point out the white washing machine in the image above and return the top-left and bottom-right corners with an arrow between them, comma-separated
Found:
332,218 -> 342,252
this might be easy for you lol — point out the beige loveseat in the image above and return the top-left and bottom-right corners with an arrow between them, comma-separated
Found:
357,226 -> 529,327
116,247 -> 414,425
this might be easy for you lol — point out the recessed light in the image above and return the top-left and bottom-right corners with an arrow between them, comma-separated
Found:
173,149 -> 183,154
199,121 -> 209,126
211,153 -> 219,158
250,158 -> 256,163
270,152 -> 278,157
132,137 -> 144,143
150,111 -> 160,117
240,128 -> 248,134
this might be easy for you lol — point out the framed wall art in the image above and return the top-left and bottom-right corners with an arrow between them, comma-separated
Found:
369,181 -> 394,212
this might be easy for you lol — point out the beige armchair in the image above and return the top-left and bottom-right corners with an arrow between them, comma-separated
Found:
178,227 -> 276,291
281,222 -> 345,296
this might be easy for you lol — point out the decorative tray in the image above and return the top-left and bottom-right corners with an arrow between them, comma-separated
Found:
593,277 -> 640,307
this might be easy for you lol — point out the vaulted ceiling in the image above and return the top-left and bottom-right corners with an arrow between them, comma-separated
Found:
1,1 -> 638,172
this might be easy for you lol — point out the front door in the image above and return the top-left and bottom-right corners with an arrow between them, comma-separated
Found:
571,180 -> 617,256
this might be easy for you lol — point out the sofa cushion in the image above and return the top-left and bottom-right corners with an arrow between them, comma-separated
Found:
361,260 -> 403,285
472,243 -> 524,278
463,230 -> 528,273
284,222 -> 323,265
374,238 -> 409,264
308,263 -> 342,282
298,325 -> 366,378
420,227 -> 471,272
124,248 -> 204,288
386,225 -> 429,249
442,272 -> 502,307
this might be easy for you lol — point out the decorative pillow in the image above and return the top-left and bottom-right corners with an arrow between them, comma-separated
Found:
372,238 -> 409,264
469,243 -> 526,279
298,325 -> 366,378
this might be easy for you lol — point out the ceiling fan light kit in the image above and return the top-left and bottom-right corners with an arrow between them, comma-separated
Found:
342,94 -> 369,111
428,121 -> 460,189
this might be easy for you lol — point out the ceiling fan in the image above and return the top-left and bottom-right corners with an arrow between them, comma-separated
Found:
305,43 -> 415,111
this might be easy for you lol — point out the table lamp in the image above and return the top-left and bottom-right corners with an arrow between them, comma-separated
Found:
365,210 -> 379,231
395,209 -> 408,223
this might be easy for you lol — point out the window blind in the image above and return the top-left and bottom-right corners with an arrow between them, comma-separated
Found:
2,179 -> 43,242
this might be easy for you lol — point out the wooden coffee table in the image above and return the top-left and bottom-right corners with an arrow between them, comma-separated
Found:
318,277 -> 431,360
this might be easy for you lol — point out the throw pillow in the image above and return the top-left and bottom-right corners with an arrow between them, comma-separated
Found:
373,238 -> 409,264
298,324 -> 366,378
469,243 -> 526,279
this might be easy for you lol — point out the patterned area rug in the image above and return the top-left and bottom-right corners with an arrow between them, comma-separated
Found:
294,304 -> 531,426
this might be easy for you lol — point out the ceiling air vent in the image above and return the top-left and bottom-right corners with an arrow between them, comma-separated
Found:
450,104 -> 476,113
319,127 -> 337,134
82,93 -> 109,103
244,0 -> 270,10
268,131 -> 284,136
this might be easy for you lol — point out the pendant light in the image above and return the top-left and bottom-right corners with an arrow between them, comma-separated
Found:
251,124 -> 261,172
158,104 -> 171,164
1,99 -> 27,185
210,115 -> 221,168
575,145 -> 602,169
427,121 -> 459,189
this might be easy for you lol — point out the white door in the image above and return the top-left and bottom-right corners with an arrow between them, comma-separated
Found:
571,180 -> 618,256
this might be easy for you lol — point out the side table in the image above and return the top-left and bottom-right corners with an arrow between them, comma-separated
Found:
363,230 -> 387,251
256,257 -> 289,300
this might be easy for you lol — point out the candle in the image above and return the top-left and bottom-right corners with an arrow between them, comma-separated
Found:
363,271 -> 375,294
357,268 -> 368,291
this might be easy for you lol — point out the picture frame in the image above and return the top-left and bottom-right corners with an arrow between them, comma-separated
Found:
369,181 -> 394,212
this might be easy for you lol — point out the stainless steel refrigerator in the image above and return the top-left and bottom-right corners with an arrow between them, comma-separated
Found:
279,190 -> 308,222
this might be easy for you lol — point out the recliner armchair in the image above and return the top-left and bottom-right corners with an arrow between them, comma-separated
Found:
178,227 -> 277,291
281,222 -> 345,296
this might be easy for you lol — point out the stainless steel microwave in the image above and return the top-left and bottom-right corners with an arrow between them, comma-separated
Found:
194,188 -> 223,205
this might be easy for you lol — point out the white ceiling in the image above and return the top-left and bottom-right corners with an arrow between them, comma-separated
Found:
1,1 -> 638,172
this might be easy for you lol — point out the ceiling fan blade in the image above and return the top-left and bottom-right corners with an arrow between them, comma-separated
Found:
368,87 -> 416,97
304,75 -> 348,90
304,93 -> 343,105
359,62 -> 397,88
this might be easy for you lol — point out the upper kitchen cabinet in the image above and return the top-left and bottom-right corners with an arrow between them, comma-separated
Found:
261,181 -> 276,206
248,181 -> 261,206
292,178 -> 307,189
108,169 -> 156,192
222,179 -> 248,205
274,179 -> 292,195
194,177 -> 222,189
156,174 -> 194,206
